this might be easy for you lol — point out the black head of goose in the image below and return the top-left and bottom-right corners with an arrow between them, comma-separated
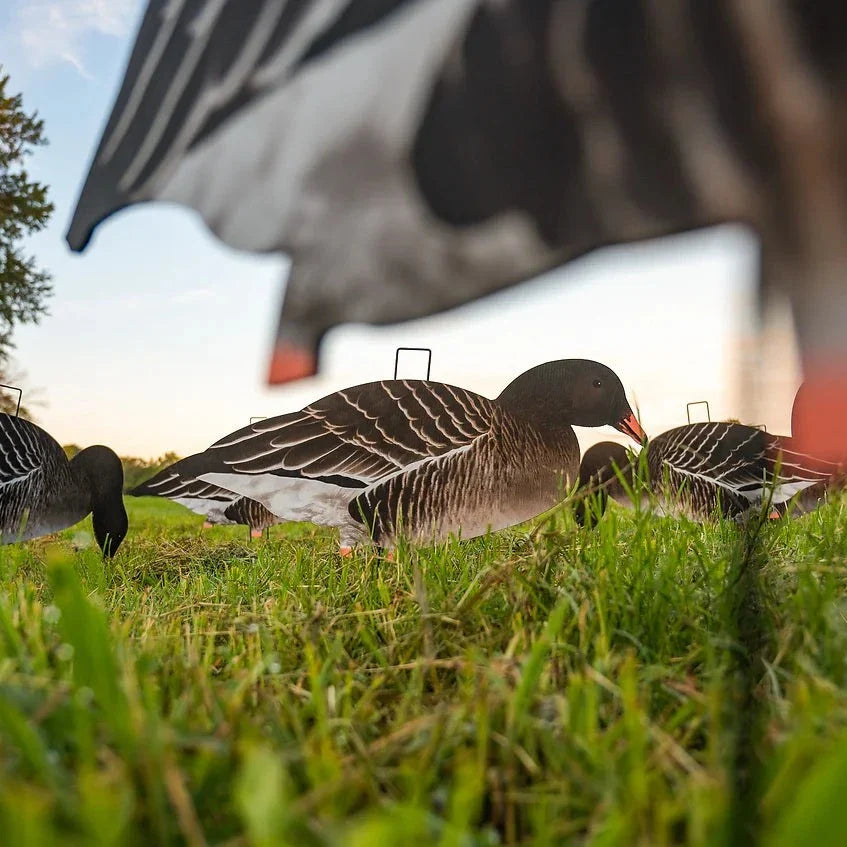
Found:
193,359 -> 644,551
495,360 -> 645,441
131,452 -> 278,538
0,414 -> 128,557
574,441 -> 635,528
583,422 -> 840,523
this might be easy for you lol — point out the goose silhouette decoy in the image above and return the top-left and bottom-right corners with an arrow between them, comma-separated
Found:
190,360 -> 644,551
574,423 -> 838,524
0,414 -> 128,556
131,453 -> 277,538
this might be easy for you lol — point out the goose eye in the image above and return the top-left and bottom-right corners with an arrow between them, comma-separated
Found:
593,379 -> 602,389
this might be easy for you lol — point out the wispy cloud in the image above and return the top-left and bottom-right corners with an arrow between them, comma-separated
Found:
14,0 -> 140,76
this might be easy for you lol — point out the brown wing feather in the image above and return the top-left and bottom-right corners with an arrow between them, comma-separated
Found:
207,379 -> 493,485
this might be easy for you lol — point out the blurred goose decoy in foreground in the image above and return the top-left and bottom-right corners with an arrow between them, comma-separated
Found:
131,453 -> 277,538
575,423 -> 838,525
0,414 -> 128,556
191,360 -> 644,551
65,3 -> 847,465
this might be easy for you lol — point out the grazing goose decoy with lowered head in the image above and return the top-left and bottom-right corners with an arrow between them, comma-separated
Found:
575,423 -> 839,524
131,453 -> 278,538
193,360 -> 645,551
0,414 -> 128,556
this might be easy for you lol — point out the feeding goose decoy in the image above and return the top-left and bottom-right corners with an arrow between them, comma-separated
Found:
130,453 -> 278,538
65,2 -> 847,454
575,423 -> 839,525
188,360 -> 644,551
0,414 -> 128,556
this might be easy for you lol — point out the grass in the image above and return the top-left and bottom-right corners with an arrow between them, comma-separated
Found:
1,495 -> 847,845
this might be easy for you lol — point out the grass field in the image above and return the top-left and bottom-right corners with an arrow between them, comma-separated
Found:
2,495 -> 847,845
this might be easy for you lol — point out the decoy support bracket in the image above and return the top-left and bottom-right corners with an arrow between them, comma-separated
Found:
686,400 -> 710,424
394,347 -> 432,380
0,384 -> 23,417
249,416 -> 268,424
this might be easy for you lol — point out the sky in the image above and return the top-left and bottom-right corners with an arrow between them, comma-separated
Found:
0,0 -> 803,459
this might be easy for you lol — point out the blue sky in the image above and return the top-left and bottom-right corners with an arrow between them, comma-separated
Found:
0,1 -> 800,457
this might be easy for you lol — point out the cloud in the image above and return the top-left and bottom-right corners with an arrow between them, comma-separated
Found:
14,0 -> 140,75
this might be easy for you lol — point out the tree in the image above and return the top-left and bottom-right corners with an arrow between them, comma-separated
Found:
120,452 -> 182,493
0,70 -> 53,367
0,391 -> 21,416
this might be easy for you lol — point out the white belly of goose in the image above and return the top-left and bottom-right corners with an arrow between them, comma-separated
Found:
198,472 -> 362,533
172,496 -> 235,524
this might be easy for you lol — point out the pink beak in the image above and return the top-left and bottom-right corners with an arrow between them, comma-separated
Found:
616,412 -> 647,445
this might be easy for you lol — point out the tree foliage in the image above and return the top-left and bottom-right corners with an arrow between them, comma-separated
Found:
121,452 -> 182,493
0,70 -> 53,365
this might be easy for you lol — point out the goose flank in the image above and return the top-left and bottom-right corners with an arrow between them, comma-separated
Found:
195,360 -> 644,550
0,414 -> 128,556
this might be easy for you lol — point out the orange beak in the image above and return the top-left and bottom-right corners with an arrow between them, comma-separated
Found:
616,412 -> 646,445
267,343 -> 317,385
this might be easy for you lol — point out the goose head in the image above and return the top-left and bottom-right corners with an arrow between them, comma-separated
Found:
575,441 -> 633,528
70,446 -> 128,557
496,360 -> 646,443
